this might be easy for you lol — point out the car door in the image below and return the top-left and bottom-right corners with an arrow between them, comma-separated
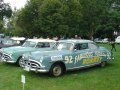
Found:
82,43 -> 101,66
73,43 -> 91,68
63,43 -> 75,69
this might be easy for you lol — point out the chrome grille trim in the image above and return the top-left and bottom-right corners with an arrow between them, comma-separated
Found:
0,52 -> 13,61
2,54 -> 11,60
27,60 -> 41,69
23,59 -> 45,69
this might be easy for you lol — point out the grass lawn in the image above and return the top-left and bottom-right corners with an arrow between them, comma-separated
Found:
0,43 -> 120,90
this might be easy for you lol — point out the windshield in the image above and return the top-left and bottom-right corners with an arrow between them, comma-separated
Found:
22,41 -> 36,47
53,42 -> 73,50
2,39 -> 17,45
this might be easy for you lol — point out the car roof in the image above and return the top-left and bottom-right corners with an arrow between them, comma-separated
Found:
27,39 -> 56,42
11,37 -> 25,41
58,39 -> 93,43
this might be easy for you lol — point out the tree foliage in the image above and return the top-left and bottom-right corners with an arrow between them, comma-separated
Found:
16,0 -> 82,38
95,0 -> 120,39
15,0 -> 120,39
0,0 -> 12,33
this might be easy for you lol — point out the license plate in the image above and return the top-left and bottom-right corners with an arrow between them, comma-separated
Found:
24,66 -> 30,72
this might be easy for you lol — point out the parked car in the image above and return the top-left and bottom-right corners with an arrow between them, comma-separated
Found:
115,36 -> 120,44
95,38 -> 108,43
0,37 -> 26,49
0,39 -> 56,66
22,39 -> 113,77
0,34 -> 5,38
10,37 -> 26,44
102,38 -> 109,43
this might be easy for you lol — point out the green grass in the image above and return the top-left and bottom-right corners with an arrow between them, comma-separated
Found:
0,44 -> 120,90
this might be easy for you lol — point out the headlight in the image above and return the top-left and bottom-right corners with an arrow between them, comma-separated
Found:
22,54 -> 25,59
39,60 -> 43,63
9,51 -> 14,55
22,54 -> 30,59
39,56 -> 43,63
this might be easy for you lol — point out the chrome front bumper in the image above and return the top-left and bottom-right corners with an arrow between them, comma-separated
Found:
2,59 -> 16,63
24,66 -> 48,73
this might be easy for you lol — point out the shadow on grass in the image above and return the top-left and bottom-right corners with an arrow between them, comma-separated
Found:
1,62 -> 19,67
1,61 -> 115,78
22,63 -> 115,78
65,63 -> 114,76
23,71 -> 49,79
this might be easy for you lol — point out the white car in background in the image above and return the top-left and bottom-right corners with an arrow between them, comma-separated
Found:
102,38 -> 109,43
115,36 -> 120,43
95,38 -> 108,43
11,37 -> 26,44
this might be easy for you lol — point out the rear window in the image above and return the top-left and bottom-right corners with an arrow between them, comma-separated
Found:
36,42 -> 50,48
88,43 -> 98,49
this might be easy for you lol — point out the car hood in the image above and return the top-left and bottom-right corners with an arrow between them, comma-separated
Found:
2,46 -> 35,54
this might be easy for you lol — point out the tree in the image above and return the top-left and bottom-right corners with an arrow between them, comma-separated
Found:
3,9 -> 21,36
0,0 -> 12,33
15,0 -> 120,39
16,0 -> 41,37
16,0 -> 82,38
79,0 -> 112,39
95,0 -> 120,40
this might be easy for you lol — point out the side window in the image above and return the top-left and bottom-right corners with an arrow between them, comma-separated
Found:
36,42 -> 45,48
88,43 -> 98,49
50,42 -> 56,48
36,42 -> 51,48
81,43 -> 88,49
44,42 -> 50,47
74,43 -> 88,50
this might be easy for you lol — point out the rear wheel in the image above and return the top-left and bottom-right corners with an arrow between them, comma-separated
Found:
100,61 -> 107,67
49,63 -> 64,77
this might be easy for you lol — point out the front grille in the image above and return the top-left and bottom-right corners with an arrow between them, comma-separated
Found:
2,54 -> 11,60
26,60 -> 41,69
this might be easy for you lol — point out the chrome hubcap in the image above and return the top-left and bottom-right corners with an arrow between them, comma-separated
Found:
19,59 -> 24,67
53,65 -> 61,76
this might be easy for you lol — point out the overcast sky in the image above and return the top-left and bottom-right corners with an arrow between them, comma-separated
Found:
4,0 -> 27,10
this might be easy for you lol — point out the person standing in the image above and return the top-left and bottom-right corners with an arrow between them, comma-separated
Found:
75,35 -> 81,39
111,42 -> 116,51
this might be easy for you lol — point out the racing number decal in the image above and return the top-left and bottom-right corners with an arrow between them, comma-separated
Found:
65,56 -> 73,64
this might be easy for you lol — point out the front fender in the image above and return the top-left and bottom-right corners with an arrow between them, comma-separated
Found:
11,52 -> 24,62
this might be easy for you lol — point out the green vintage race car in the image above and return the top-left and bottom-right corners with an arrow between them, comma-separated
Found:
22,39 -> 113,77
0,39 -> 56,66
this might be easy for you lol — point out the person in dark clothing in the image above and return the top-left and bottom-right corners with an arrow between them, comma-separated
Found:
111,42 -> 116,51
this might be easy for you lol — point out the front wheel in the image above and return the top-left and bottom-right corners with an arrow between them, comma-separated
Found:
49,63 -> 63,77
16,57 -> 24,67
